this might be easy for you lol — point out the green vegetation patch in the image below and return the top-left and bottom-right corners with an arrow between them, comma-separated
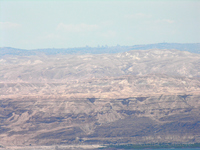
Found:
101,143 -> 200,149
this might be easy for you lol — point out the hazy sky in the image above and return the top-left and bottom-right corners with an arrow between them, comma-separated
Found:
0,0 -> 200,49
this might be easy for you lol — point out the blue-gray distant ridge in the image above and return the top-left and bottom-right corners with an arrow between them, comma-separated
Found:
0,43 -> 200,56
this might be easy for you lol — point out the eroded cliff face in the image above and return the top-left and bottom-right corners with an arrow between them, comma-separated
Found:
0,94 -> 200,146
0,49 -> 200,146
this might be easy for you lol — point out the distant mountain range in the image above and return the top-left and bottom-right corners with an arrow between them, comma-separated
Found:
0,43 -> 200,56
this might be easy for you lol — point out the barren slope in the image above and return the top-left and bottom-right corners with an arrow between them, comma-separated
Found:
0,49 -> 200,147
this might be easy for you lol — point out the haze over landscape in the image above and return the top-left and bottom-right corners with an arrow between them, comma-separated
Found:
1,0 -> 200,49
1,0 -> 200,150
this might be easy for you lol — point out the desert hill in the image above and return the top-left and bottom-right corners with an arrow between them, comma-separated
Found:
0,48 -> 200,148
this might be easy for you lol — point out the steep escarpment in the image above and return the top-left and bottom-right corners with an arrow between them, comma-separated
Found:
0,94 -> 200,146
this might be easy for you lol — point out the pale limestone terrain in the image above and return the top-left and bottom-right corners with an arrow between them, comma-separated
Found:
0,49 -> 200,149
